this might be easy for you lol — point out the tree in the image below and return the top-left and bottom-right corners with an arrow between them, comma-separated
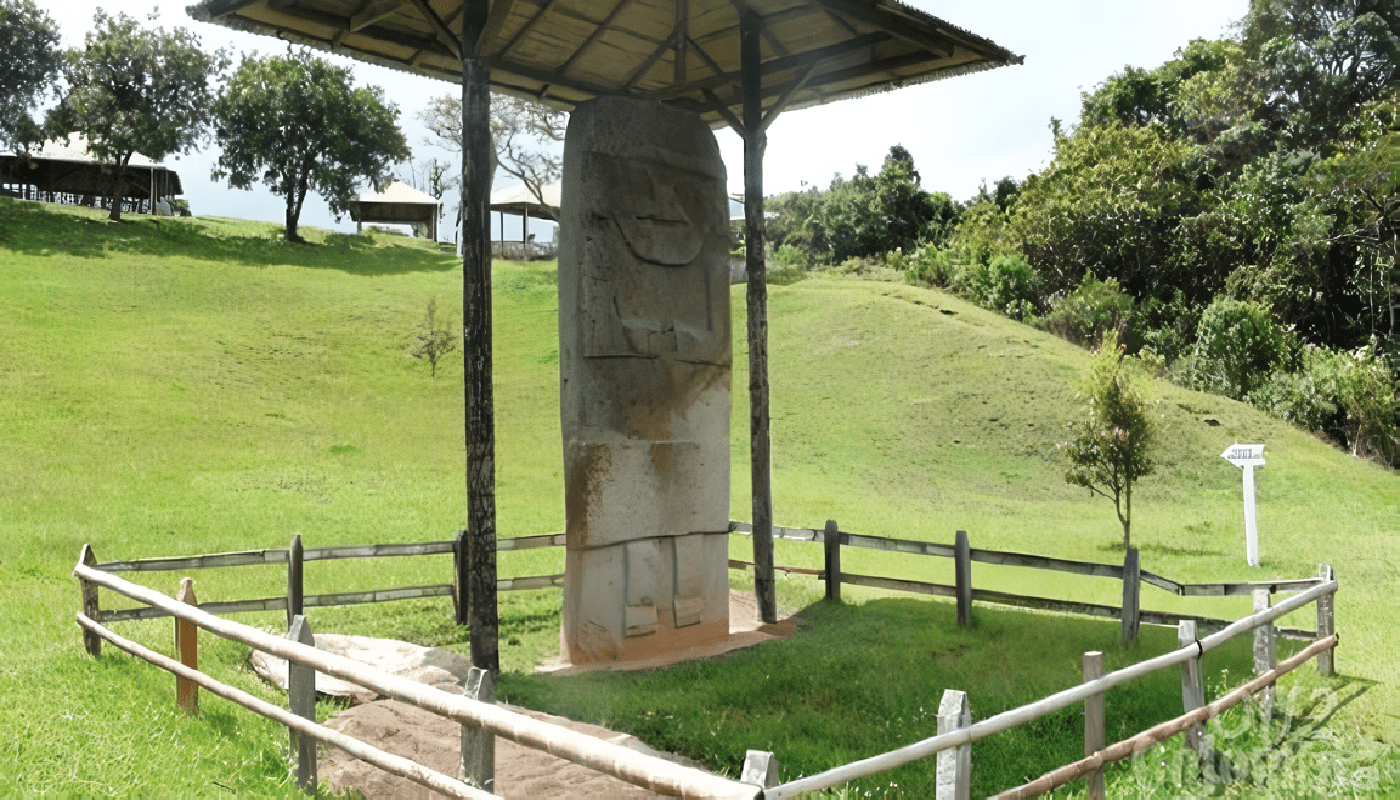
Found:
1061,330 -> 1157,550
47,11 -> 228,221
0,0 -> 62,152
399,156 -> 457,239
418,92 -> 565,216
212,50 -> 409,243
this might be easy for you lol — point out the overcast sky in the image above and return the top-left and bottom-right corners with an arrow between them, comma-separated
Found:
35,0 -> 1247,240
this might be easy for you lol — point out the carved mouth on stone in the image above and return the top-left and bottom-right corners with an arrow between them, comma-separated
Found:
615,213 -> 703,266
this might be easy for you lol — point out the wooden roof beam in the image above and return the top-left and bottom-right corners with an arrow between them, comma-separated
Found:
654,30 -> 890,100
493,0 -> 556,58
674,0 -> 688,85
622,32 -> 675,90
726,0 -> 787,57
475,0 -> 514,54
405,0 -> 462,60
202,0 -> 261,17
551,0 -> 634,80
811,0 -> 984,59
348,0 -> 405,31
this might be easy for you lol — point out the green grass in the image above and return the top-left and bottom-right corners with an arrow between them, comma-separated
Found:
1,198 -> 1395,796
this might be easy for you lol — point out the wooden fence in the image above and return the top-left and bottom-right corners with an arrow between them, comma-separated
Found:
77,521 -> 1340,797
73,558 -> 772,799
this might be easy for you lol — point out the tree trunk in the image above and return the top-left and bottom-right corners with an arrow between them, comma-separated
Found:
108,153 -> 133,222
286,167 -> 310,244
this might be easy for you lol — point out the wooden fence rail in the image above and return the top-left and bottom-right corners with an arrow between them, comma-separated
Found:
763,577 -> 1339,798
73,561 -> 766,800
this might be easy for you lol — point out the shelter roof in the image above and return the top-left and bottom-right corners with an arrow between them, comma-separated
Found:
347,180 -> 442,223
188,0 -> 1021,128
490,180 -> 560,220
0,135 -> 184,197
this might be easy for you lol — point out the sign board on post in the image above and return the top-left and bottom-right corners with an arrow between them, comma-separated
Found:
1221,444 -> 1265,566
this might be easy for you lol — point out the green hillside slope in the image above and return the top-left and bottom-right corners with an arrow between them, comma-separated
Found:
1,200 -> 1393,795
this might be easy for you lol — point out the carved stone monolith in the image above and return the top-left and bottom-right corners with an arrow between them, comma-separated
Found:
558,95 -> 731,664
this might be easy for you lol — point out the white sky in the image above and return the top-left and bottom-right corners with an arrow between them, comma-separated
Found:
35,1 -> 1247,240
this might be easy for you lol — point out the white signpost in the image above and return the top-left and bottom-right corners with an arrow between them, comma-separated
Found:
1221,444 -> 1265,567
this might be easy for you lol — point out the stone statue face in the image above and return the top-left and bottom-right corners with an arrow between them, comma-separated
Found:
579,150 -> 730,368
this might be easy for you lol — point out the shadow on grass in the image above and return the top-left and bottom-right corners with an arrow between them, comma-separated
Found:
0,199 -> 459,276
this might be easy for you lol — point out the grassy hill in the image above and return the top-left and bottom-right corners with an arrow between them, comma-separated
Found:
1,199 -> 1394,796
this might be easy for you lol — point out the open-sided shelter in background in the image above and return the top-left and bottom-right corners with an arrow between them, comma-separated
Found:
0,135 -> 183,214
489,180 -> 560,260
348,180 -> 444,239
188,0 -> 1021,670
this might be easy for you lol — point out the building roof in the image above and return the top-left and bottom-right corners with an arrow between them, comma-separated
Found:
490,180 -> 560,220
188,0 -> 1022,129
347,180 -> 442,223
0,134 -> 184,197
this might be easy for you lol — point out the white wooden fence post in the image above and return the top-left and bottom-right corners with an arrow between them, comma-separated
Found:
1253,589 -> 1275,716
1316,564 -> 1335,676
287,614 -> 317,792
741,750 -> 779,789
936,689 -> 971,800
1083,652 -> 1106,800
461,666 -> 495,793
1177,621 -> 1206,756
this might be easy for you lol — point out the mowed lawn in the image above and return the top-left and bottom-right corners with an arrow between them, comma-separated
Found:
0,199 -> 1394,795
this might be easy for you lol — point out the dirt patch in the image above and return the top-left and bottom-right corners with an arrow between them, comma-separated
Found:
317,589 -> 799,798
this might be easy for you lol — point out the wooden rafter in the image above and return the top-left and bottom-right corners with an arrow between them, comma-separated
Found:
492,0 -> 556,58
405,0 -> 463,60
810,0 -> 969,58
761,62 -> 816,130
674,0 -> 689,85
726,0 -> 787,57
349,0 -> 405,31
475,0 -> 515,55
701,87 -> 744,134
656,31 -> 890,100
622,33 -> 674,90
552,0 -> 634,80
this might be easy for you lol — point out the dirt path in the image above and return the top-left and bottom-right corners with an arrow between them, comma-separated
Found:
317,590 -> 798,798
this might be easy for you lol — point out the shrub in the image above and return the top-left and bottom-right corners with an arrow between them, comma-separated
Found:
953,253 -> 1038,320
906,244 -> 956,287
1190,298 -> 1292,400
1336,338 -> 1397,462
768,243 -> 809,272
1250,345 -> 1343,433
1039,272 -> 1138,348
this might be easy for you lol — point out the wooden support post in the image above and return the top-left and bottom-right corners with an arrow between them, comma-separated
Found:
175,578 -> 199,715
1253,588 -> 1275,715
79,545 -> 102,657
1316,564 -> 1335,676
935,688 -> 971,800
954,530 -> 972,627
1120,547 -> 1140,645
469,525 -> 499,673
461,0 -> 499,670
287,614 -> 317,792
740,9 -> 776,626
453,529 -> 469,625
287,534 -> 304,629
741,750 -> 779,789
823,519 -> 841,602
460,666 -> 495,792
1082,651 -> 1105,800
1177,620 -> 1206,755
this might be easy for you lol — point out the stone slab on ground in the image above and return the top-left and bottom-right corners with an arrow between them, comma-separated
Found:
250,634 -> 474,704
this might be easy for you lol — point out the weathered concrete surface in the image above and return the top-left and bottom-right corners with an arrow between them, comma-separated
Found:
558,95 -> 731,665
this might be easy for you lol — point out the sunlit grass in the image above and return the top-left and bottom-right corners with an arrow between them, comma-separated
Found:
0,198 -> 1394,795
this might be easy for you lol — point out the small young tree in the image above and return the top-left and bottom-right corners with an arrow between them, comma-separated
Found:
47,11 -> 228,221
408,298 -> 456,378
0,0 -> 62,152
1061,329 -> 1157,550
212,50 -> 409,243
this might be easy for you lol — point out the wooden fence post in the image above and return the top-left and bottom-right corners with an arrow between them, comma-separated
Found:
954,530 -> 972,627
79,545 -> 102,657
1316,563 -> 1335,677
286,534 -> 304,630
1082,651 -> 1105,800
468,527 -> 499,673
1253,589 -> 1275,715
1120,547 -> 1140,645
823,519 -> 841,603
175,578 -> 198,715
1177,620 -> 1206,756
936,688 -> 971,800
461,666 -> 495,793
453,529 -> 469,625
741,750 -> 780,789
287,614 -> 317,792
